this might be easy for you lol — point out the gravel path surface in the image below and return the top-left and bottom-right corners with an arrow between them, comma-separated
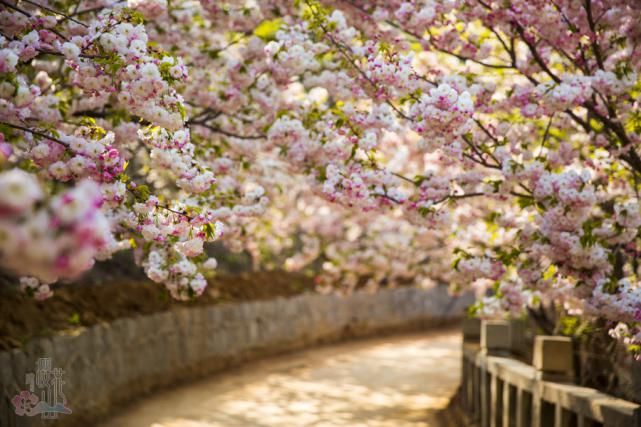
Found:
100,330 -> 461,427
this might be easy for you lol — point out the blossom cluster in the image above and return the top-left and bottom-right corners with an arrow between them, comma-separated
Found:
0,170 -> 121,284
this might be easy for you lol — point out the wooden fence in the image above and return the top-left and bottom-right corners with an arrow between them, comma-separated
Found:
460,319 -> 641,427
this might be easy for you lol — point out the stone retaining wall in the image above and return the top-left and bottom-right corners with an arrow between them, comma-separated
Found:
1,286 -> 472,427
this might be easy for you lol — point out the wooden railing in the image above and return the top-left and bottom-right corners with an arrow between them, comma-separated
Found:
460,319 -> 641,427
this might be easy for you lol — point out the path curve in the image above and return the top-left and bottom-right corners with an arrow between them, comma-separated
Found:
100,331 -> 461,427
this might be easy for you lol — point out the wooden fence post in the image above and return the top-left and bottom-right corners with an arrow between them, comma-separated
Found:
533,336 -> 573,382
532,336 -> 573,427
481,320 -> 512,356
463,317 -> 481,343
480,320 -> 511,427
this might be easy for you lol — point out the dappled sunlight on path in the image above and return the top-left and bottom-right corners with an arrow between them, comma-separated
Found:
101,331 -> 461,427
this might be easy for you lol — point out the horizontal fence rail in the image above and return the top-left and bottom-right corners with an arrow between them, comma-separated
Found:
461,320 -> 641,427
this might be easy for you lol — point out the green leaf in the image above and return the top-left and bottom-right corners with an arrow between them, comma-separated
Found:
517,196 -> 535,209
68,313 -> 81,326
254,18 -> 282,41
131,184 -> 150,202
542,265 -> 556,281
203,223 -> 216,239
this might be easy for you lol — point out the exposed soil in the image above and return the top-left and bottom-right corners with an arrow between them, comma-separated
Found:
0,269 -> 315,351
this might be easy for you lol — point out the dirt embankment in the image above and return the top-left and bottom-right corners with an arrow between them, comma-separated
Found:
0,270 -> 315,351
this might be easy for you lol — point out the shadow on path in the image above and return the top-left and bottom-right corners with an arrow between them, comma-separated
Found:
100,330 -> 462,427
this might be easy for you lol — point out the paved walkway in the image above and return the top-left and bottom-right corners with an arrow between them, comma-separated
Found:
100,331 -> 461,427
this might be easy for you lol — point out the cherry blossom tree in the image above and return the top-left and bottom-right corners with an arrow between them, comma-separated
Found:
2,0 -> 641,353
